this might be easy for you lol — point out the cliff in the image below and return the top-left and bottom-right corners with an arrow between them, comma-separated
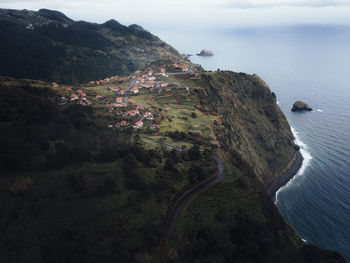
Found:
0,9 -> 345,263
196,71 -> 296,189
166,71 -> 344,262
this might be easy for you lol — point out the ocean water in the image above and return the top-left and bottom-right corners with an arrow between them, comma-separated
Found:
154,26 -> 350,261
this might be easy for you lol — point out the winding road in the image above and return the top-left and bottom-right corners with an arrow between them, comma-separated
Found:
124,77 -> 137,101
167,70 -> 193,76
158,154 -> 225,262
162,155 -> 225,240
142,137 -> 183,151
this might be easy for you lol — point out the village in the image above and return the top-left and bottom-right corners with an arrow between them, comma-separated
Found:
52,62 -> 193,132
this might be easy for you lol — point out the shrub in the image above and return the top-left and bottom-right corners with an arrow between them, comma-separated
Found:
164,158 -> 177,172
188,145 -> 201,160
10,177 -> 33,195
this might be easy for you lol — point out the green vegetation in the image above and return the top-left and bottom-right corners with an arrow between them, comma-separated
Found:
0,76 -> 218,262
0,16 -> 345,261
0,70 -> 344,262
0,8 -> 186,83
195,71 -> 296,188
168,162 -> 344,263
128,79 -> 219,145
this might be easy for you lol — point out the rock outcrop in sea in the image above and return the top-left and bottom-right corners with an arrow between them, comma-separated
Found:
292,101 -> 313,112
196,49 -> 214,56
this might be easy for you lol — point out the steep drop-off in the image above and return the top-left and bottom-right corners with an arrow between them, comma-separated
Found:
0,9 -> 345,262
196,72 -> 297,188
166,71 -> 344,262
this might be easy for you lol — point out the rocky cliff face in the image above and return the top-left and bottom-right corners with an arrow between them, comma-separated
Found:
198,71 -> 296,189
167,71 -> 345,263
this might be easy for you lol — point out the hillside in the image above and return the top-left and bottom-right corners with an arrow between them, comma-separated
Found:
0,9 -> 346,263
0,68 -> 345,262
0,8 -> 185,84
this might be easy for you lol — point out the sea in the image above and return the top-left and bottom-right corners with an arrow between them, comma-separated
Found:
155,25 -> 350,261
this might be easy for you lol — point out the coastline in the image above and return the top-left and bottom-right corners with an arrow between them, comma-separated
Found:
268,150 -> 304,201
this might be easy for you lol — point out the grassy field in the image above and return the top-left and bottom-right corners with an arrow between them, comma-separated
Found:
128,76 -> 219,143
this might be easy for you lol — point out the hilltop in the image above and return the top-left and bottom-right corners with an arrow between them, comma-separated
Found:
0,8 -> 186,83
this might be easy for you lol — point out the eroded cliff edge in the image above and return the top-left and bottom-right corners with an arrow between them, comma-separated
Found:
166,71 -> 344,262
199,71 -> 298,189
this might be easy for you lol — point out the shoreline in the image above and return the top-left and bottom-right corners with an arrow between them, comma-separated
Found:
268,150 -> 304,201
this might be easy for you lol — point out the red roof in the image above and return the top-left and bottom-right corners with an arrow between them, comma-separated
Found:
109,86 -> 119,90
127,109 -> 139,115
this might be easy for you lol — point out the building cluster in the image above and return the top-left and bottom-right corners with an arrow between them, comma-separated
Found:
52,62 -> 192,131
89,75 -> 121,85
172,63 -> 189,72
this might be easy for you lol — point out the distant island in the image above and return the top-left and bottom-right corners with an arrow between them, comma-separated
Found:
196,49 -> 214,56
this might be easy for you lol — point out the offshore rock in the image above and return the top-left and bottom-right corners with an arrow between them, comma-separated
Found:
292,101 -> 313,112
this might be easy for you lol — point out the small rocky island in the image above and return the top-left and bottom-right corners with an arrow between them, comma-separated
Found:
196,49 -> 214,56
292,101 -> 313,112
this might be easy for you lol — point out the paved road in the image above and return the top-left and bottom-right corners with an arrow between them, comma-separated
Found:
157,154 -> 225,262
142,137 -> 183,151
115,77 -> 140,130
167,70 -> 193,76
124,78 -> 137,101
162,154 -> 225,240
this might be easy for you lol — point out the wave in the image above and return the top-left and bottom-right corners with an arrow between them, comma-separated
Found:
277,100 -> 280,105
317,109 -> 323,112
275,127 -> 313,203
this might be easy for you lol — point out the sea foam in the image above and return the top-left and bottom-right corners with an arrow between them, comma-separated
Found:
317,109 -> 323,112
275,127 -> 313,204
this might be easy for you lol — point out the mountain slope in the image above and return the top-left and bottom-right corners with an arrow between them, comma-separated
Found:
0,9 -> 346,263
0,8 -> 185,83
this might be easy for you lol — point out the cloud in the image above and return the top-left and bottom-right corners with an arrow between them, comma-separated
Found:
221,0 -> 350,9
1,0 -> 350,30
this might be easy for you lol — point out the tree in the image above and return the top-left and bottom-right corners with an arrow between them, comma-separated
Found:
133,134 -> 141,145
189,165 -> 205,184
188,145 -> 201,160
164,158 -> 177,172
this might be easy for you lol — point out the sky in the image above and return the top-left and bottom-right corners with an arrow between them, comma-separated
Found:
1,0 -> 350,31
